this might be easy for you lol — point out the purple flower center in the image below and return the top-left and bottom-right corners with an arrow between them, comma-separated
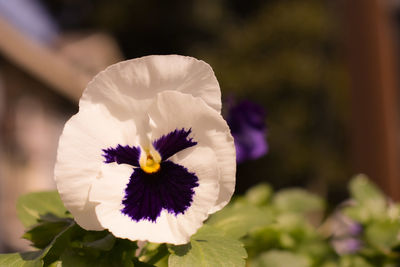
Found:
102,128 -> 198,222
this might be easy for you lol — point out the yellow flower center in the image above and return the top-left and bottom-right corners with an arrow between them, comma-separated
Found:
139,147 -> 161,174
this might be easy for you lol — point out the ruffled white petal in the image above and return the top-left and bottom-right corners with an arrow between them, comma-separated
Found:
80,55 -> 221,126
90,147 -> 220,244
54,103 -> 140,230
148,91 -> 236,215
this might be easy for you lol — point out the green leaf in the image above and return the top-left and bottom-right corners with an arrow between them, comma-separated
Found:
273,188 -> 325,214
0,221 -> 76,267
245,183 -> 273,206
320,261 -> 339,267
338,255 -> 374,267
347,175 -> 386,221
48,261 -> 62,267
139,244 -> 168,266
0,252 -> 43,267
23,218 -> 73,249
349,174 -> 385,204
168,225 -> 247,267
365,220 -> 400,253
42,221 -> 80,266
251,250 -> 311,267
17,191 -> 70,228
83,233 -> 116,251
59,238 -> 139,267
206,204 -> 272,239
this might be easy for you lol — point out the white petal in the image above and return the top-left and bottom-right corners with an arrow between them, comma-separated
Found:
54,103 -> 139,230
90,147 -> 220,244
148,91 -> 236,215
80,55 -> 221,124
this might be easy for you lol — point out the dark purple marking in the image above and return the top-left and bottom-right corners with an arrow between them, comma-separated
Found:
153,128 -> 197,160
102,128 -> 199,222
121,161 -> 199,222
102,145 -> 140,166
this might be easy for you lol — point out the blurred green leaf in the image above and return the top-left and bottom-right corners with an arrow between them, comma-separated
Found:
245,183 -> 273,206
206,203 -> 272,239
169,225 -> 247,267
244,225 -> 280,258
343,206 -> 372,224
273,188 -> 325,214
344,175 -> 386,223
251,250 -> 311,267
47,261 -> 62,267
17,191 -> 70,228
320,261 -> 339,267
349,175 -> 384,204
365,220 -> 400,253
0,252 -> 43,267
139,243 -> 168,266
338,255 -> 374,267
82,233 -> 116,251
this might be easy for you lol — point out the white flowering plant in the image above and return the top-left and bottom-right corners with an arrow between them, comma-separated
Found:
1,56 -> 400,267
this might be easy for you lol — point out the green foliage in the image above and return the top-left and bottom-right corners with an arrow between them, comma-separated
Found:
272,188 -> 325,214
251,250 -> 311,267
238,175 -> 400,266
245,183 -> 273,206
3,176 -> 400,266
206,201 -> 272,239
168,225 -> 247,267
344,174 -> 386,223
0,251 -> 43,267
365,221 -> 400,253
3,191 -> 252,267
16,191 -> 71,228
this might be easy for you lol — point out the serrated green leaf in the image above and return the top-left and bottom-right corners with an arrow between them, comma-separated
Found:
169,225 -> 247,267
245,183 -> 273,206
251,250 -> 311,267
17,191 -> 70,228
0,252 -> 43,267
206,204 -> 272,239
273,188 -> 325,214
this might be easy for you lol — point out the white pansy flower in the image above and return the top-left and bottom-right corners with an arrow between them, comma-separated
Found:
54,55 -> 236,245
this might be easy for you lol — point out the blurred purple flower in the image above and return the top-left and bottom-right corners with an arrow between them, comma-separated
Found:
348,222 -> 363,236
226,99 -> 268,163
330,212 -> 363,255
0,0 -> 58,44
332,237 -> 362,255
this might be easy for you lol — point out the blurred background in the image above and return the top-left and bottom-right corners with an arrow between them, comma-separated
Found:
1,0 -> 400,253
